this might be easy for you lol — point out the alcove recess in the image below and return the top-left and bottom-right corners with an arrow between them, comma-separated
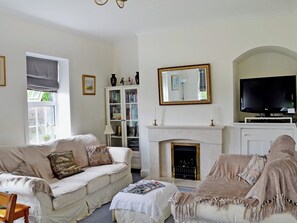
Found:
233,46 -> 297,122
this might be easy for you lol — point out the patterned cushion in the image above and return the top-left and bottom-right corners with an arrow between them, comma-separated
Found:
48,151 -> 83,180
11,161 -> 37,177
86,145 -> 113,166
238,155 -> 267,186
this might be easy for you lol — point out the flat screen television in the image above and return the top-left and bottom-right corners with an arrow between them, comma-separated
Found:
240,75 -> 296,116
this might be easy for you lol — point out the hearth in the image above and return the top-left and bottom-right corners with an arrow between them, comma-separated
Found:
171,143 -> 200,180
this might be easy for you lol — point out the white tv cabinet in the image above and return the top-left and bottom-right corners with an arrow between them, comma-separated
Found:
233,123 -> 297,155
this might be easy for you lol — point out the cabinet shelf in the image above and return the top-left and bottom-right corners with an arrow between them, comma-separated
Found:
111,136 -> 122,139
126,102 -> 137,105
110,103 -> 121,105
127,136 -> 139,139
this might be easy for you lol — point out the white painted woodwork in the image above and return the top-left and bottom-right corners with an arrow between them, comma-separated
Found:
233,123 -> 297,155
147,125 -> 224,180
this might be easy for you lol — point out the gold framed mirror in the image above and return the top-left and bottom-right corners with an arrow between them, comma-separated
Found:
158,64 -> 211,105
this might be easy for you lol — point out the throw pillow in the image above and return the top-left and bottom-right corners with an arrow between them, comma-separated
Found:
238,155 -> 267,186
85,145 -> 113,166
11,161 -> 37,177
48,151 -> 83,180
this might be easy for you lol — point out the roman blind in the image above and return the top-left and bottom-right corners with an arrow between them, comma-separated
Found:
26,56 -> 59,92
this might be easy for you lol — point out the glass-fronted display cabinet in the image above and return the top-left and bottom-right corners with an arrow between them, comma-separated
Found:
105,86 -> 140,168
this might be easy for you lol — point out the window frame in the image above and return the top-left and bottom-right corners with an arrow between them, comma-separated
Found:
27,91 -> 57,144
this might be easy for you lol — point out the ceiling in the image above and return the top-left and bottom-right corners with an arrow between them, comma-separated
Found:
0,0 -> 296,42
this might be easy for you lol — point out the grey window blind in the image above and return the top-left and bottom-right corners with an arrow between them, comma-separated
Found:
26,56 -> 59,92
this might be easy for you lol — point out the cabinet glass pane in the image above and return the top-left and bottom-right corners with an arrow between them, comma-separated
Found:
110,90 -> 121,103
126,121 -> 138,137
125,89 -> 137,103
127,138 -> 139,151
111,123 -> 122,136
110,137 -> 122,147
126,104 -> 138,120
110,105 -> 121,120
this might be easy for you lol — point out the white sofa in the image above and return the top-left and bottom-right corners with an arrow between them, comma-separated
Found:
0,134 -> 133,223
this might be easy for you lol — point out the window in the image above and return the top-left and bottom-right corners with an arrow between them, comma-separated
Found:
27,90 -> 57,143
26,55 -> 59,144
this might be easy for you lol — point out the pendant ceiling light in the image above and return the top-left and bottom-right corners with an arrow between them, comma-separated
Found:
94,0 -> 127,9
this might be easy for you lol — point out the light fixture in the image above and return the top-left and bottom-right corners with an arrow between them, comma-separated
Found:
94,0 -> 127,9
104,124 -> 115,146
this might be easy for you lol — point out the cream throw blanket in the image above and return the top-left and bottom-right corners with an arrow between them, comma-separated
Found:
170,135 -> 297,222
0,172 -> 53,195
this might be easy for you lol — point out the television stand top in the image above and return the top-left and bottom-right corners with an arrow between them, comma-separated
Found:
245,117 -> 292,123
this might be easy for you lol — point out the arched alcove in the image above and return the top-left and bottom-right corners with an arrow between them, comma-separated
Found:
233,46 -> 297,122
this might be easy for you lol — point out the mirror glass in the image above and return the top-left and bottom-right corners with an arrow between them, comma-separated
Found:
158,64 -> 211,105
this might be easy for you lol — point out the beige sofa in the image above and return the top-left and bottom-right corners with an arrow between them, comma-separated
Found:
170,135 -> 297,223
0,134 -> 133,223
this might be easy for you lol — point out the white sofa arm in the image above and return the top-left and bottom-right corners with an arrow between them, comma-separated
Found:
108,147 -> 133,165
0,173 -> 53,196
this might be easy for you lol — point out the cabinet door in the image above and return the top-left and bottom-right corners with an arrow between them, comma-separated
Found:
107,88 -> 124,147
124,87 -> 139,152
241,128 -> 294,155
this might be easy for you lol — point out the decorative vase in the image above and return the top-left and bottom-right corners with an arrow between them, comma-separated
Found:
135,71 -> 139,85
110,74 -> 117,86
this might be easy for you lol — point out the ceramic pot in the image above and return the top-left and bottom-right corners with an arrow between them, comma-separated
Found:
135,71 -> 139,85
110,74 -> 117,86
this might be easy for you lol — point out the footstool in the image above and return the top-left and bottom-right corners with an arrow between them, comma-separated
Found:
110,180 -> 178,223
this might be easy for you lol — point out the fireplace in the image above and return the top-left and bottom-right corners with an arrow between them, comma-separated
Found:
147,125 -> 224,180
171,143 -> 200,180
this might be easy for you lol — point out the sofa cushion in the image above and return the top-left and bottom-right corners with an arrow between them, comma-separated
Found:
83,165 -> 127,194
17,144 -> 55,182
110,164 -> 130,183
238,155 -> 266,186
86,144 -> 112,166
51,182 -> 87,209
48,151 -> 83,180
70,164 -> 128,194
87,175 -> 110,194
0,146 -> 23,172
52,134 -> 100,168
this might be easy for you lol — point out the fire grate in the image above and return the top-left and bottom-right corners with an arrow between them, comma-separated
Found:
171,143 -> 200,180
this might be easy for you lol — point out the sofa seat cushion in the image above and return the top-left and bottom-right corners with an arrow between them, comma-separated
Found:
84,163 -> 129,193
50,163 -> 129,199
51,182 -> 87,209
110,164 -> 130,183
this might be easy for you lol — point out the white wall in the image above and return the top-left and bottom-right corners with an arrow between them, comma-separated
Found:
138,13 -> 297,176
0,13 -> 113,145
112,39 -> 139,86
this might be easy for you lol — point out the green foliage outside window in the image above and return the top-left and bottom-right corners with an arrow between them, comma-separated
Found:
41,92 -> 52,101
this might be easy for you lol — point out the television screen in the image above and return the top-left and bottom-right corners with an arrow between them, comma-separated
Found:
240,75 -> 296,116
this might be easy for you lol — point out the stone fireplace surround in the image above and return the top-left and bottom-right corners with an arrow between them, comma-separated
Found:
147,125 -> 224,180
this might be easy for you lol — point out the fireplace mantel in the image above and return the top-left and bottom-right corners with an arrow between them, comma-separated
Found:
147,125 -> 224,180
